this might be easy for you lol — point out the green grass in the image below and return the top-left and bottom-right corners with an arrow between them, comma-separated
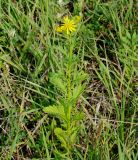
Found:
0,0 -> 137,159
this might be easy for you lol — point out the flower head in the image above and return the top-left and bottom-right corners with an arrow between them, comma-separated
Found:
61,16 -> 76,35
73,16 -> 81,23
55,25 -> 63,32
56,15 -> 81,35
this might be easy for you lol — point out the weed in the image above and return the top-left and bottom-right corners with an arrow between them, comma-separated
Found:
0,0 -> 137,159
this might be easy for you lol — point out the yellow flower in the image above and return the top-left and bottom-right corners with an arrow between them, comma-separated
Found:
56,16 -> 80,35
61,16 -> 76,35
73,16 -> 81,23
55,25 -> 63,32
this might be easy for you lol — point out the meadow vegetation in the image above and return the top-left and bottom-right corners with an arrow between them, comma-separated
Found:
0,0 -> 137,159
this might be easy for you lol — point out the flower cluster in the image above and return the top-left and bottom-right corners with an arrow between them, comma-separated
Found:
56,16 -> 81,35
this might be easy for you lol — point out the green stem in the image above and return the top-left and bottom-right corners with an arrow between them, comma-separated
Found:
67,36 -> 73,130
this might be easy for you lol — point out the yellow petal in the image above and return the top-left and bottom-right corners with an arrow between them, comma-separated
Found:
67,29 -> 69,35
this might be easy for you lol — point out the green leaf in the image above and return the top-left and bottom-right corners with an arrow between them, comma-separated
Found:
0,53 -> 24,71
70,128 -> 78,144
50,73 -> 67,93
54,128 -> 67,149
72,84 -> 85,100
72,112 -> 85,121
43,105 -> 66,121
74,71 -> 88,84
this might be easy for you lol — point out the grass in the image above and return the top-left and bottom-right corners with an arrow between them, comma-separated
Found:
0,0 -> 137,159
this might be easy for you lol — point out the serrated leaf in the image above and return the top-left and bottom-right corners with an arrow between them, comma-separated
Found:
54,128 -> 67,148
72,84 -> 85,100
43,105 -> 66,121
74,71 -> 88,84
70,128 -> 78,144
72,112 -> 85,121
50,73 -> 67,93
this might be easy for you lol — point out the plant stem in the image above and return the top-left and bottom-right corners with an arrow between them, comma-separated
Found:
67,36 -> 73,130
